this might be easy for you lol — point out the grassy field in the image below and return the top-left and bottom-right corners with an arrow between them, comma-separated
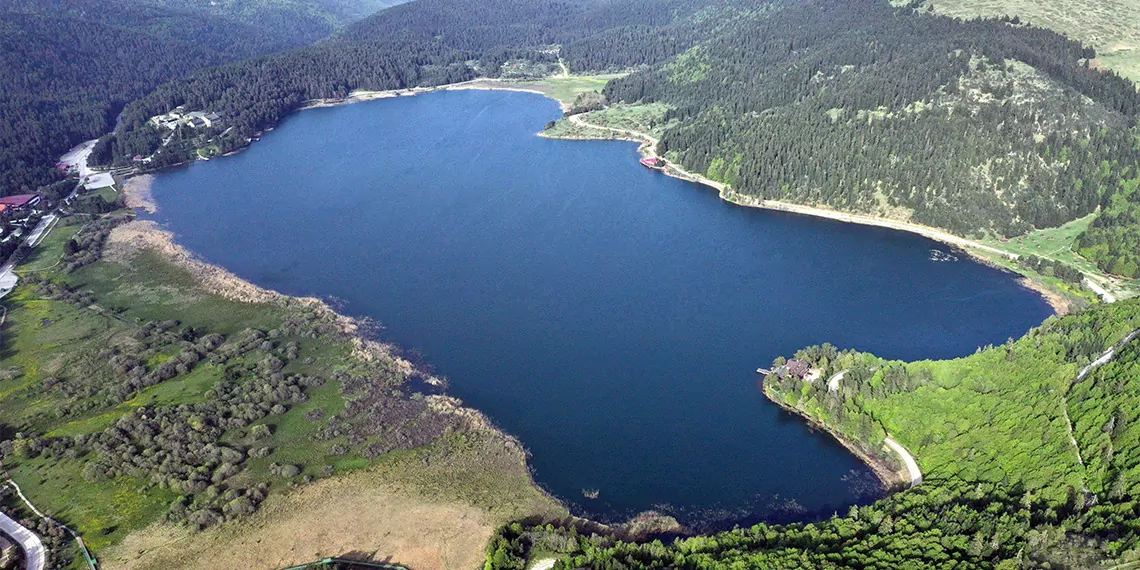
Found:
903,0 -> 1140,81
541,102 -> 674,141
0,214 -> 564,568
975,214 -> 1140,303
457,73 -> 626,109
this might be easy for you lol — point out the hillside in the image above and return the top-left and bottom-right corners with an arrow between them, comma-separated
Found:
484,300 -> 1140,568
598,0 -> 1138,237
97,0 -> 1140,281
100,0 -> 717,168
0,0 -> 397,198
900,0 -> 1140,83
5,0 -> 1140,567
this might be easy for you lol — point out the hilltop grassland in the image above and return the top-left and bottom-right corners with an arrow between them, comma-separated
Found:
0,212 -> 564,569
901,0 -> 1140,82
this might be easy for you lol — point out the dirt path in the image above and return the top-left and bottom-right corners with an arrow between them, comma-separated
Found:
827,369 -> 848,392
530,558 -> 556,570
883,437 -> 923,487
1064,328 -> 1140,493
1084,277 -> 1118,303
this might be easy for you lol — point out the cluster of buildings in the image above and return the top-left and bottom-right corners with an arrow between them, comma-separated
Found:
150,107 -> 221,130
0,194 -> 44,243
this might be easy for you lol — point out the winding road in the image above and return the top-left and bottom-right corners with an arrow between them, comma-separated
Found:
823,368 -> 922,487
884,437 -> 923,488
827,369 -> 848,392
0,507 -> 45,570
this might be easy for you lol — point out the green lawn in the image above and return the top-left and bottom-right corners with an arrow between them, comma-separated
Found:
978,214 -> 1140,302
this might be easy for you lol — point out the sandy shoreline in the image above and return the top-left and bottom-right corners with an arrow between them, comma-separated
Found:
299,79 -> 572,113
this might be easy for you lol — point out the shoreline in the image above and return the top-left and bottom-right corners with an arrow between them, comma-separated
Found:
550,113 -> 1073,315
118,79 -> 1073,520
299,79 -> 573,113
761,383 -> 911,490
200,78 -> 1092,315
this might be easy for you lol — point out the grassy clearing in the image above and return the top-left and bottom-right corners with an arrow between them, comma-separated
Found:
904,0 -> 1140,82
0,214 -> 563,569
456,73 -> 625,109
8,457 -> 178,553
541,102 -> 674,142
978,214 -> 1140,302
101,433 -> 565,570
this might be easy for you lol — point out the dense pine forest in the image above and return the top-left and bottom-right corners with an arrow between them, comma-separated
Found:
485,300 -> 1140,569
101,0 -> 717,168
80,0 -> 1140,276
3,0 -> 1140,567
0,0 -> 396,197
602,0 -> 1140,240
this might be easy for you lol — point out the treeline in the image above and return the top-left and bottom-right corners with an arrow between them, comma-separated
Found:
487,474 -> 1140,569
104,0 -> 720,168
602,0 -> 1140,239
1076,177 -> 1140,278
0,0 -> 393,198
0,9 -> 225,194
485,300 -> 1140,569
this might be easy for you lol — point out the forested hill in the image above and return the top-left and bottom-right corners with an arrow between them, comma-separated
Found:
103,0 -> 720,168
0,0 -> 396,197
0,7 -> 227,195
485,300 -> 1140,568
602,0 -> 1140,240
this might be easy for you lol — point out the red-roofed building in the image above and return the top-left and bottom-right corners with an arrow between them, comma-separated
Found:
0,194 -> 40,212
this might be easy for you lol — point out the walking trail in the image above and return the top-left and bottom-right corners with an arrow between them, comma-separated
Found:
1062,328 -> 1140,494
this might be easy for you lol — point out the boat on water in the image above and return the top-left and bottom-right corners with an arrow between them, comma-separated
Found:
640,156 -> 665,169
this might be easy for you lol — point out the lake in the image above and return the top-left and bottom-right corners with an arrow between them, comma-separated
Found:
148,89 -> 1053,527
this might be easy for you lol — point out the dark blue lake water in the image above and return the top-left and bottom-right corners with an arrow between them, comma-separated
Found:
148,89 -> 1053,527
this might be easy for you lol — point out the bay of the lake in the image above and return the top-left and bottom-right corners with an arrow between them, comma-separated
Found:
147,89 -> 1053,527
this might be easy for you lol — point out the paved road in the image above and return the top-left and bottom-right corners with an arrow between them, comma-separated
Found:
529,558 -> 556,570
1077,329 -> 1139,383
0,263 -> 16,299
0,508 -> 46,570
884,437 -> 923,488
24,214 -> 57,248
827,369 -> 848,392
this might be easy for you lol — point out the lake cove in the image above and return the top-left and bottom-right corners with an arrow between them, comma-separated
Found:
147,89 -> 1054,528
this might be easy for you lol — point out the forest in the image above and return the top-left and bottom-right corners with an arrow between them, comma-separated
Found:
99,0 -> 718,169
484,300 -> 1140,569
87,0 -> 1140,276
1075,177 -> 1140,278
0,0 -> 396,198
601,0 -> 1140,239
